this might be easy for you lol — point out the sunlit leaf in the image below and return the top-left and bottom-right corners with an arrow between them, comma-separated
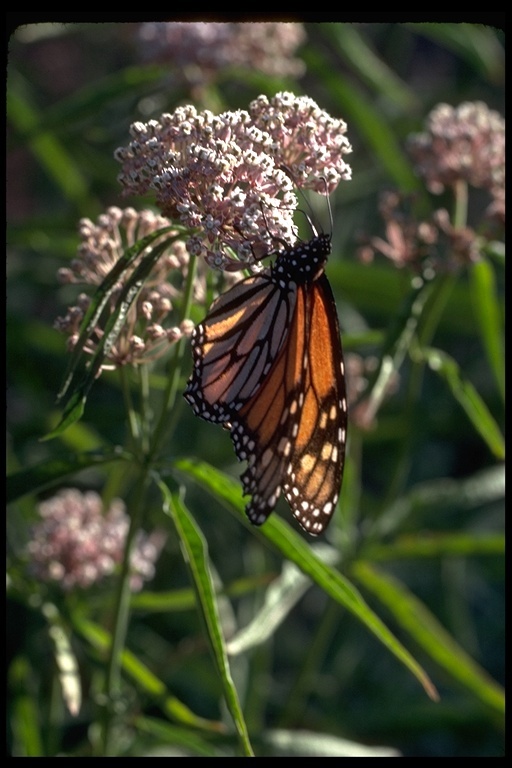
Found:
174,458 -> 438,702
158,482 -> 254,756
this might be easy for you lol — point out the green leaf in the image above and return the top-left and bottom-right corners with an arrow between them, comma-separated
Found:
74,617 -> 224,733
325,24 -> 420,113
421,347 -> 505,459
332,260 -> 483,338
7,71 -> 96,211
130,574 -> 273,614
305,40 -> 420,191
409,23 -> 505,83
135,717 -> 220,756
11,64 -> 169,141
48,229 -> 182,437
364,531 -> 504,561
158,481 -> 254,757
261,728 -> 400,757
360,268 -> 440,423
44,391 -> 86,440
469,258 -> 505,403
366,464 -> 505,540
42,603 -> 81,717
174,459 -> 439,702
351,562 -> 505,715
56,228 -> 178,404
6,450 -> 128,503
227,545 -> 338,656
8,657 -> 45,757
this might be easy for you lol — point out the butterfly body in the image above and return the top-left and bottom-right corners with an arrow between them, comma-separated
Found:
184,233 -> 347,535
272,232 -> 331,284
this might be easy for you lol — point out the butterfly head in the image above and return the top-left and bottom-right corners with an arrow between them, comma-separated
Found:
273,233 -> 332,285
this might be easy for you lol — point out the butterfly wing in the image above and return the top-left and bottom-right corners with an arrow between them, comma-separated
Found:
184,273 -> 296,423
230,273 -> 347,535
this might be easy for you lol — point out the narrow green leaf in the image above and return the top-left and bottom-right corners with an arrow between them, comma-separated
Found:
42,603 -> 81,717
352,562 -> 505,715
158,481 -> 254,757
422,347 -> 505,459
6,450 -> 128,503
50,232 -> 184,436
262,728 -> 400,757
333,260 -> 483,338
408,23 -> 505,82
7,72 -> 94,209
365,531 -> 504,561
362,269 -> 438,422
326,24 -> 420,113
44,391 -> 86,440
12,64 -> 168,141
135,717 -> 220,756
174,459 -> 438,702
226,548 -> 336,656
304,46 -> 419,191
367,464 -> 505,539
469,258 -> 505,402
417,272 -> 459,347
74,618 -> 224,733
130,574 -> 272,614
8,657 -> 45,757
130,587 -> 199,613
57,227 -> 178,402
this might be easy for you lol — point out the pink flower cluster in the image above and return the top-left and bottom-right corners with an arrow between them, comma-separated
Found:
407,101 -> 504,195
115,92 -> 352,270
357,191 -> 438,270
55,207 -> 194,368
357,191 -> 482,271
27,489 -> 165,592
137,21 -> 307,79
359,102 -> 505,272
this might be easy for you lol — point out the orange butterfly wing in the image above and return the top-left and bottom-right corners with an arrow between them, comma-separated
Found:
185,233 -> 347,535
184,275 -> 295,423
230,273 -> 346,535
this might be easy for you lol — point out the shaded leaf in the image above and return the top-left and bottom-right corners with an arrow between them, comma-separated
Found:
74,617 -> 224,733
6,450 -> 128,503
352,561 -> 505,715
469,258 -> 505,403
421,346 -> 505,459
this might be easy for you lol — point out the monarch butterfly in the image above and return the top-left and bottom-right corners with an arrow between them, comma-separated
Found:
184,229 -> 347,536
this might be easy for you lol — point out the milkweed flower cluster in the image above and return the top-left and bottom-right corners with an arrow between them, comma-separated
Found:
359,102 -> 505,272
55,206 -> 195,368
26,489 -> 166,592
406,101 -> 505,195
357,191 -> 482,271
115,92 -> 352,270
137,21 -> 307,79
357,191 -> 439,270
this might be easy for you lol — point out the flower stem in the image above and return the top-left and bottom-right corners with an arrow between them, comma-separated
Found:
452,179 -> 469,230
98,467 -> 150,755
148,252 -> 198,462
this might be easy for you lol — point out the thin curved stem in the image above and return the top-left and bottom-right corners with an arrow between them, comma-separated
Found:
147,252 -> 198,463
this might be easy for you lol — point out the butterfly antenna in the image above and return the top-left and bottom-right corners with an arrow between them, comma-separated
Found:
299,177 -> 333,239
321,177 -> 334,237
280,165 -> 333,239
